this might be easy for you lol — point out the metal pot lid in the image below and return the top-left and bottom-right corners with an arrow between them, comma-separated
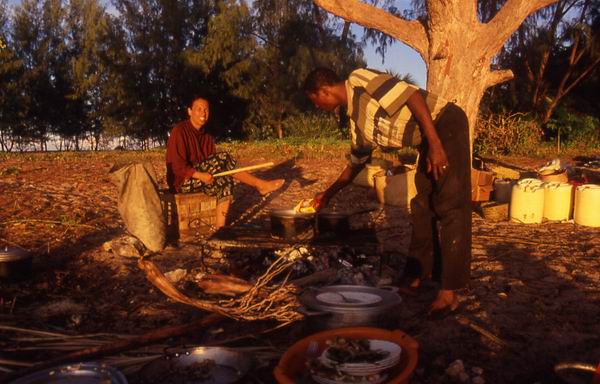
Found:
270,209 -> 315,219
139,346 -> 251,384
8,362 -> 127,384
299,285 -> 402,313
0,247 -> 31,263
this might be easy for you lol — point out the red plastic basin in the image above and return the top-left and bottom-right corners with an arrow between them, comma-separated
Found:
274,327 -> 419,384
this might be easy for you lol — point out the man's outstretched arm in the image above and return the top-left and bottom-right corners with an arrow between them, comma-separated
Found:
406,92 -> 449,181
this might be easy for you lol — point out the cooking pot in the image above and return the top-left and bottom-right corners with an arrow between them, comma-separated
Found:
316,212 -> 350,236
316,208 -> 378,237
0,247 -> 33,281
299,285 -> 402,331
269,209 -> 315,240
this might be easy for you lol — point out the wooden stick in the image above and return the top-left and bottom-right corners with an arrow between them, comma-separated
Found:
1,314 -> 223,382
290,269 -> 338,287
0,325 -> 68,338
456,315 -> 510,348
212,162 -> 274,177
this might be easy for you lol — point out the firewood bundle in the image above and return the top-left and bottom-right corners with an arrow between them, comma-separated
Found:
138,247 -> 309,324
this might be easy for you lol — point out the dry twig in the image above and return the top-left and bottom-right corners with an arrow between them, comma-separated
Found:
139,246 -> 307,323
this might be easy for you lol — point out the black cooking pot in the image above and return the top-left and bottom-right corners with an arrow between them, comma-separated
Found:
316,212 -> 350,236
269,209 -> 315,240
0,247 -> 33,281
316,208 -> 378,237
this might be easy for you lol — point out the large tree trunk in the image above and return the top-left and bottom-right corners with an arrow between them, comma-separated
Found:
313,0 -> 559,143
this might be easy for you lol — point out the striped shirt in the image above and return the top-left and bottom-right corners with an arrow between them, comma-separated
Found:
166,120 -> 216,192
346,68 -> 449,166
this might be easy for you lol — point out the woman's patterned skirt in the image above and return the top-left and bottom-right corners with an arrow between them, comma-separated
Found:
180,152 -> 236,201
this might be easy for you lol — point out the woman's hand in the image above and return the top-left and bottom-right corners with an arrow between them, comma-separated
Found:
426,142 -> 449,181
193,171 -> 214,184
313,192 -> 330,211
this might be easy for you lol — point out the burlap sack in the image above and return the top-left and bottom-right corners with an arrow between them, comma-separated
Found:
109,162 -> 166,252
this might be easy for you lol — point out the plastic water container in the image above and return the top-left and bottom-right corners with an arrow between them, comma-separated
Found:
574,184 -> 600,227
543,182 -> 573,221
510,178 -> 545,224
353,163 -> 387,188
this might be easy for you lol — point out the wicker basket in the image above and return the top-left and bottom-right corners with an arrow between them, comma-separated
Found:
480,201 -> 509,221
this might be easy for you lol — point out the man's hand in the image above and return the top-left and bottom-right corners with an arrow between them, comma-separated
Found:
426,142 -> 449,181
313,192 -> 330,211
193,171 -> 214,184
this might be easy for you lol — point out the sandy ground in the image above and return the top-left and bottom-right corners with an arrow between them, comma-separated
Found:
0,150 -> 599,383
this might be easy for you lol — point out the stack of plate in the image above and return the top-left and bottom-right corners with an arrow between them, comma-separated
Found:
311,372 -> 389,384
311,339 -> 401,384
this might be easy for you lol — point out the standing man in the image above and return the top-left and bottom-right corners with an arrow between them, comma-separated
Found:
304,68 -> 471,317
166,97 -> 284,228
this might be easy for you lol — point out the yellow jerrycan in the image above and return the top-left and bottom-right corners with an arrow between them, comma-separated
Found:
574,184 -> 600,227
543,182 -> 573,221
510,178 -> 544,224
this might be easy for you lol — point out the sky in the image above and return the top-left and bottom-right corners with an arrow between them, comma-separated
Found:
4,0 -> 427,87
359,32 -> 427,88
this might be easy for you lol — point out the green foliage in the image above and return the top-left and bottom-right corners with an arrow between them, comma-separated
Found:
486,0 -> 600,126
187,0 -> 365,140
0,0 -> 25,151
0,0 -> 359,147
282,112 -> 347,140
545,108 -> 600,149
474,112 -> 543,156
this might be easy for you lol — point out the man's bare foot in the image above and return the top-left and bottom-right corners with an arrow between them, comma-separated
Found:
395,276 -> 421,296
429,289 -> 459,313
257,179 -> 285,195
407,277 -> 421,289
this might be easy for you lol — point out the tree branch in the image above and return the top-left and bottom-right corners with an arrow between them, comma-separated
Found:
486,69 -> 514,88
482,0 -> 560,56
563,56 -> 600,96
313,0 -> 429,59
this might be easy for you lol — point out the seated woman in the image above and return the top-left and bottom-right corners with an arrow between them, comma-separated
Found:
166,97 -> 284,228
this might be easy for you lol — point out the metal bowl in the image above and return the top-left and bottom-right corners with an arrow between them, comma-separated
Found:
9,362 -> 127,384
139,346 -> 252,384
299,285 -> 403,330
0,246 -> 33,281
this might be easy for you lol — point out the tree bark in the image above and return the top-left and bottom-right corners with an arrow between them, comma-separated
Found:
313,0 -> 560,142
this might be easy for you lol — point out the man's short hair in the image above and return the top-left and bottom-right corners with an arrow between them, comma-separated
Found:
303,67 -> 340,93
188,96 -> 208,109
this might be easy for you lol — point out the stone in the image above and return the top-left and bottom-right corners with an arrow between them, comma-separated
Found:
103,235 -> 145,258
445,360 -> 465,377
472,367 -> 484,375
165,269 -> 187,283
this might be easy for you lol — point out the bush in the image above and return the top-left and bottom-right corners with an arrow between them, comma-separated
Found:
545,110 -> 599,150
282,112 -> 347,140
474,113 -> 543,156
